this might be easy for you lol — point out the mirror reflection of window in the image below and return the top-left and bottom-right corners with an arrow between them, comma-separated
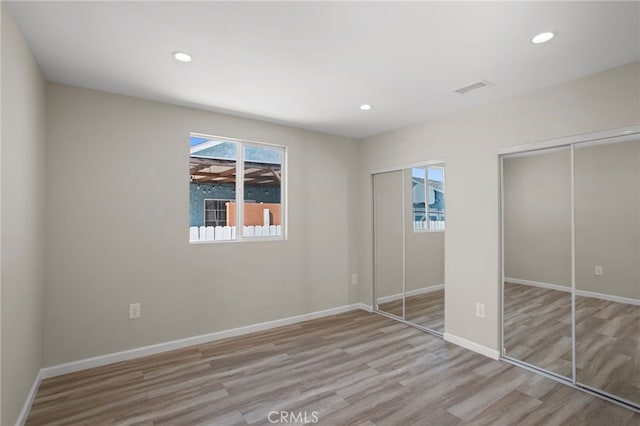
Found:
412,166 -> 445,231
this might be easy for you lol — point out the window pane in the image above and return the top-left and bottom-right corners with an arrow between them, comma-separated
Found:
411,168 -> 427,231
204,199 -> 233,227
189,136 -> 238,241
243,145 -> 283,238
427,166 -> 445,230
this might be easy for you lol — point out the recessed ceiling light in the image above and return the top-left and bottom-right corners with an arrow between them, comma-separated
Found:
172,51 -> 192,62
531,32 -> 555,44
360,104 -> 372,111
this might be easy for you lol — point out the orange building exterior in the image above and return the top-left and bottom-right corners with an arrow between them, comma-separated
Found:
225,202 -> 281,226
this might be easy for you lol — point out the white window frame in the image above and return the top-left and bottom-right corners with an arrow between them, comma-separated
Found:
190,132 -> 287,244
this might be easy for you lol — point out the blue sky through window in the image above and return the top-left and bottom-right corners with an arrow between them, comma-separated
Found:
190,136 -> 281,164
190,136 -> 209,147
412,166 -> 443,182
428,167 -> 444,182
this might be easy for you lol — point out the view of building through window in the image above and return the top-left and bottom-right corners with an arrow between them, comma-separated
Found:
412,165 -> 445,231
189,134 -> 285,242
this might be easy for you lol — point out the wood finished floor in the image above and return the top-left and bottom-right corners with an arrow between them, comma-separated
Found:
27,310 -> 638,426
503,282 -> 573,378
504,282 -> 640,406
378,289 -> 444,332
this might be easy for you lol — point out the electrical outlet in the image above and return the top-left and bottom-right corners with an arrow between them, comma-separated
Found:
129,303 -> 141,319
595,266 -> 603,276
351,273 -> 358,285
475,302 -> 486,319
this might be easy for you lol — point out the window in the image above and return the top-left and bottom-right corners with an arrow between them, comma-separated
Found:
204,199 -> 233,227
189,133 -> 285,242
412,165 -> 445,231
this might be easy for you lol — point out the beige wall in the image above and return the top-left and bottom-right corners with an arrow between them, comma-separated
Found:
1,6 -> 47,425
358,61 -> 640,352
575,139 -> 640,299
373,171 -> 404,299
44,83 -> 359,366
503,149 -> 572,286
403,169 -> 445,292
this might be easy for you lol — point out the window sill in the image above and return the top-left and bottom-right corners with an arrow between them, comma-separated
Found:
189,236 -> 285,245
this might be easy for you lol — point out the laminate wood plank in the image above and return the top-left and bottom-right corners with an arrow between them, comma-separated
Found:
516,373 -> 562,400
26,310 -> 636,425
465,389 -> 542,426
378,289 -> 445,332
404,289 -> 445,332
446,367 -> 532,421
517,385 -> 593,425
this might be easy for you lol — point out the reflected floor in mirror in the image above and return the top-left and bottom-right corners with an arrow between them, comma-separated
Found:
504,282 -> 639,405
378,289 -> 444,332
503,283 -> 573,378
576,294 -> 639,405
377,301 -> 403,319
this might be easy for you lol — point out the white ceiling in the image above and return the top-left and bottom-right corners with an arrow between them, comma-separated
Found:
6,1 -> 640,139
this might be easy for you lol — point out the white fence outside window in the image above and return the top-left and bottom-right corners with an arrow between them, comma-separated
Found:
413,220 -> 445,231
190,225 -> 282,241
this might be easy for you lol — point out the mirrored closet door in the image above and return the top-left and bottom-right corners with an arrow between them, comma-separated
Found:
373,170 -> 405,319
502,147 -> 573,379
501,128 -> 640,410
404,165 -> 445,333
574,137 -> 639,406
373,164 -> 445,335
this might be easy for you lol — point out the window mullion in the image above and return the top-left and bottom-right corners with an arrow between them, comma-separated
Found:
424,167 -> 429,230
236,142 -> 244,241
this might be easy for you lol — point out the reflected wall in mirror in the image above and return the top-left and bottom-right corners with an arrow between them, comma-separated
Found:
374,170 -> 404,319
502,147 -> 573,378
574,138 -> 640,405
404,165 -> 445,332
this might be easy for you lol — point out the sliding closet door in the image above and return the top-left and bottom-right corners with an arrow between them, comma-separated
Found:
502,147 -> 573,378
374,171 -> 405,319
404,166 -> 445,333
574,137 -> 640,405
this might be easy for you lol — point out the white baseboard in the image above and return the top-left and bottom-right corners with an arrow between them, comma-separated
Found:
505,277 -> 571,293
357,303 -> 373,312
575,289 -> 640,306
407,284 -> 444,298
40,303 -> 369,380
505,277 -> 640,306
15,370 -> 42,426
443,333 -> 500,360
377,283 -> 444,304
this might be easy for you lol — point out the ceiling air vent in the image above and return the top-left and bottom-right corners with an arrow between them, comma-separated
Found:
454,80 -> 492,95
